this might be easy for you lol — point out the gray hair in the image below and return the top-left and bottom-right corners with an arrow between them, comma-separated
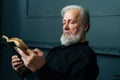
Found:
61,5 -> 90,31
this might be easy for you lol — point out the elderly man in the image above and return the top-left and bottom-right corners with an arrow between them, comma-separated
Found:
12,5 -> 99,80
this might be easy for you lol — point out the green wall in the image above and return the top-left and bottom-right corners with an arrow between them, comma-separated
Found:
1,0 -> 120,80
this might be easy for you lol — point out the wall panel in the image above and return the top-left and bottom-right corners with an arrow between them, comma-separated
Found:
20,0 -> 120,56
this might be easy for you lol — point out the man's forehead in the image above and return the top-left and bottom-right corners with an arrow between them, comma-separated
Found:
63,10 -> 80,21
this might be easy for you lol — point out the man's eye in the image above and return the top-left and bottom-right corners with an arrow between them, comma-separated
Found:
70,21 -> 75,24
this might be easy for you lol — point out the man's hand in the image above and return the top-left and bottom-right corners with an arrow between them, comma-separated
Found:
11,55 -> 27,76
18,48 -> 46,72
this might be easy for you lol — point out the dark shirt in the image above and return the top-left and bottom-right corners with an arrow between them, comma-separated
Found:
25,41 -> 99,80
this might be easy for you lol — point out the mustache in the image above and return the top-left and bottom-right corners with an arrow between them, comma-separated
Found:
63,30 -> 71,35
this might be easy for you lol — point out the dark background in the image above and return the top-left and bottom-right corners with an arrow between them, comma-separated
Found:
0,0 -> 120,80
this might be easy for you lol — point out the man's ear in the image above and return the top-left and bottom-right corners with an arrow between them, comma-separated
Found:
83,24 -> 89,32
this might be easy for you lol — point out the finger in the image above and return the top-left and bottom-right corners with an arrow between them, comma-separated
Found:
16,64 -> 25,70
33,48 -> 40,53
12,55 -> 21,63
15,47 -> 27,57
15,49 -> 31,65
13,63 -> 25,71
12,57 -> 21,63
21,55 -> 28,65
20,49 -> 33,62
26,49 -> 34,56
33,48 -> 44,56
12,61 -> 23,68
12,55 -> 18,59
16,48 -> 30,61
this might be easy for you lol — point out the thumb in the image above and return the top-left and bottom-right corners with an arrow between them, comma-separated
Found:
14,47 -> 24,55
14,47 -> 27,58
33,48 -> 44,56
26,49 -> 34,56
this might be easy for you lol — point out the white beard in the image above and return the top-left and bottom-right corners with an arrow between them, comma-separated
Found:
60,31 -> 82,46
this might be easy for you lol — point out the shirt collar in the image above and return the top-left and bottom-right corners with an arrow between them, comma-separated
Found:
62,41 -> 89,48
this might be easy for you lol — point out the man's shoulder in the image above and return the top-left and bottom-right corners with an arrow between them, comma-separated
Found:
52,45 -> 62,50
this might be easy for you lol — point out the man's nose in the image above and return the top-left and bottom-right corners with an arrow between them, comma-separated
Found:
63,23 -> 69,30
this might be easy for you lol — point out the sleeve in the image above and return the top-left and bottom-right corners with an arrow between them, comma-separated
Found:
23,73 -> 40,80
23,63 -> 50,80
21,67 -> 50,80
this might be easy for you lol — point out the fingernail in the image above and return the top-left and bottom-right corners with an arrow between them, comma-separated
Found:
17,58 -> 20,61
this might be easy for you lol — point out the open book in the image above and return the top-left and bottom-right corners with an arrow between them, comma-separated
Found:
2,35 -> 29,55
